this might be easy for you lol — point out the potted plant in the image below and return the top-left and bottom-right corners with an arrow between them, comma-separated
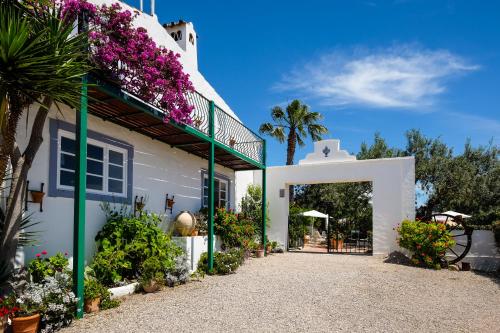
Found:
9,284 -> 44,333
194,209 -> 208,236
139,257 -> 164,293
266,242 -> 272,254
255,244 -> 265,258
304,234 -> 310,245
84,279 -> 106,313
330,233 -> 344,250
229,137 -> 236,148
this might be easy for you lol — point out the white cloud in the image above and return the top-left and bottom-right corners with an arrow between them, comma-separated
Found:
275,46 -> 479,109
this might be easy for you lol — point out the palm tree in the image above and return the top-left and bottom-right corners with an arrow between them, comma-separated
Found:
0,0 -> 91,285
259,100 -> 328,199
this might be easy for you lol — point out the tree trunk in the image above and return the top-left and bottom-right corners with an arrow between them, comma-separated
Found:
286,130 -> 296,202
0,97 -> 52,274
0,93 -> 23,183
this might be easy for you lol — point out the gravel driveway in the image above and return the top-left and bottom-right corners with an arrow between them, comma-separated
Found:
62,253 -> 500,333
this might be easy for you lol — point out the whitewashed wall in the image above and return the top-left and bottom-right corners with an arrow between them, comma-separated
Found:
16,104 -> 235,264
235,157 -> 416,255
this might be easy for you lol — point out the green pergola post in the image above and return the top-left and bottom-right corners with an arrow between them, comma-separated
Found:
207,101 -> 215,271
73,12 -> 89,319
73,74 -> 87,319
262,140 -> 267,255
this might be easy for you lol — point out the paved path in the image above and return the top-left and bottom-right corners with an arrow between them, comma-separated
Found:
63,253 -> 500,333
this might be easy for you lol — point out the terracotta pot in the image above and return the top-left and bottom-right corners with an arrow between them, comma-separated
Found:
304,235 -> 310,244
135,202 -> 145,211
12,313 -> 40,333
174,211 -> 196,236
30,191 -> 45,203
142,280 -> 160,293
255,249 -> 265,258
0,315 -> 8,333
191,229 -> 199,236
330,239 -> 344,250
84,297 -> 100,313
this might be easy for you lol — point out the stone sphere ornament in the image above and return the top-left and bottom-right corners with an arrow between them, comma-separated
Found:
174,211 -> 196,236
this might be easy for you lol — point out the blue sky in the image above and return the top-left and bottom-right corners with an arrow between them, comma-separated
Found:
152,0 -> 499,166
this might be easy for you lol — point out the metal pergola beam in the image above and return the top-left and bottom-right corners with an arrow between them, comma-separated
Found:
73,80 -> 87,319
207,101 -> 215,271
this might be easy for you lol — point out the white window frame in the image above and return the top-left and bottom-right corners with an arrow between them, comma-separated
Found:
202,174 -> 229,209
56,129 -> 128,198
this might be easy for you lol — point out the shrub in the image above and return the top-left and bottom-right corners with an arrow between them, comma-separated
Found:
197,249 -> 244,275
396,220 -> 455,269
240,184 -> 270,233
165,256 -> 190,287
138,257 -> 164,288
493,221 -> 500,248
91,209 -> 182,286
28,252 -> 69,283
84,279 -> 107,301
214,208 -> 255,250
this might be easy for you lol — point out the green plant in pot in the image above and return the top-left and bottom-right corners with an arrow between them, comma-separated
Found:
255,244 -> 265,258
8,281 -> 44,333
139,257 -> 164,293
84,279 -> 107,313
331,233 -> 344,250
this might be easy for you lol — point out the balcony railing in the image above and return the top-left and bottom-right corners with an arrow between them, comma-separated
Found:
186,90 -> 264,165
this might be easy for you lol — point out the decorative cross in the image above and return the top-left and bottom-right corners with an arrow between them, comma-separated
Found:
322,146 -> 331,157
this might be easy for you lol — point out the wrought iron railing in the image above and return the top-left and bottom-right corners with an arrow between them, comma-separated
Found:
213,105 -> 263,164
186,90 -> 210,136
185,90 -> 264,165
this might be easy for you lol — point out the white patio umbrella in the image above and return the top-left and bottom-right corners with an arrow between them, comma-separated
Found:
434,211 -> 472,226
299,210 -> 330,235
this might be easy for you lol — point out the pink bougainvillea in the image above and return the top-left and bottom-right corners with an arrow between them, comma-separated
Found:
88,2 -> 194,124
43,0 -> 194,124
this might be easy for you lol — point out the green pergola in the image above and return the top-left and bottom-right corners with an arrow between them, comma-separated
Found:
72,76 -> 267,317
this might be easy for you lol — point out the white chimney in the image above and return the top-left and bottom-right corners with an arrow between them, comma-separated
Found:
163,20 -> 198,70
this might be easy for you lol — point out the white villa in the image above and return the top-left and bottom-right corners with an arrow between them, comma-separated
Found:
16,0 -> 265,264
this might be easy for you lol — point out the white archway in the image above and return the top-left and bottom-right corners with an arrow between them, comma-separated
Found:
264,139 -> 415,255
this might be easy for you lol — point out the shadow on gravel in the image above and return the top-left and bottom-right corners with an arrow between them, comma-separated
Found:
472,270 -> 500,287
383,251 -> 412,266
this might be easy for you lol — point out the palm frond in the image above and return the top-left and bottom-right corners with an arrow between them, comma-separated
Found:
259,123 -> 286,143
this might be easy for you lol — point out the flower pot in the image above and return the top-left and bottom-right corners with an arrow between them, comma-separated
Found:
191,229 -> 199,236
84,297 -> 101,313
12,313 -> 40,333
174,211 -> 196,236
0,315 -> 8,332
304,235 -> 310,244
266,245 -> 272,254
30,190 -> 45,203
142,280 -> 160,293
135,202 -> 145,211
330,239 -> 344,250
255,249 -> 265,258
